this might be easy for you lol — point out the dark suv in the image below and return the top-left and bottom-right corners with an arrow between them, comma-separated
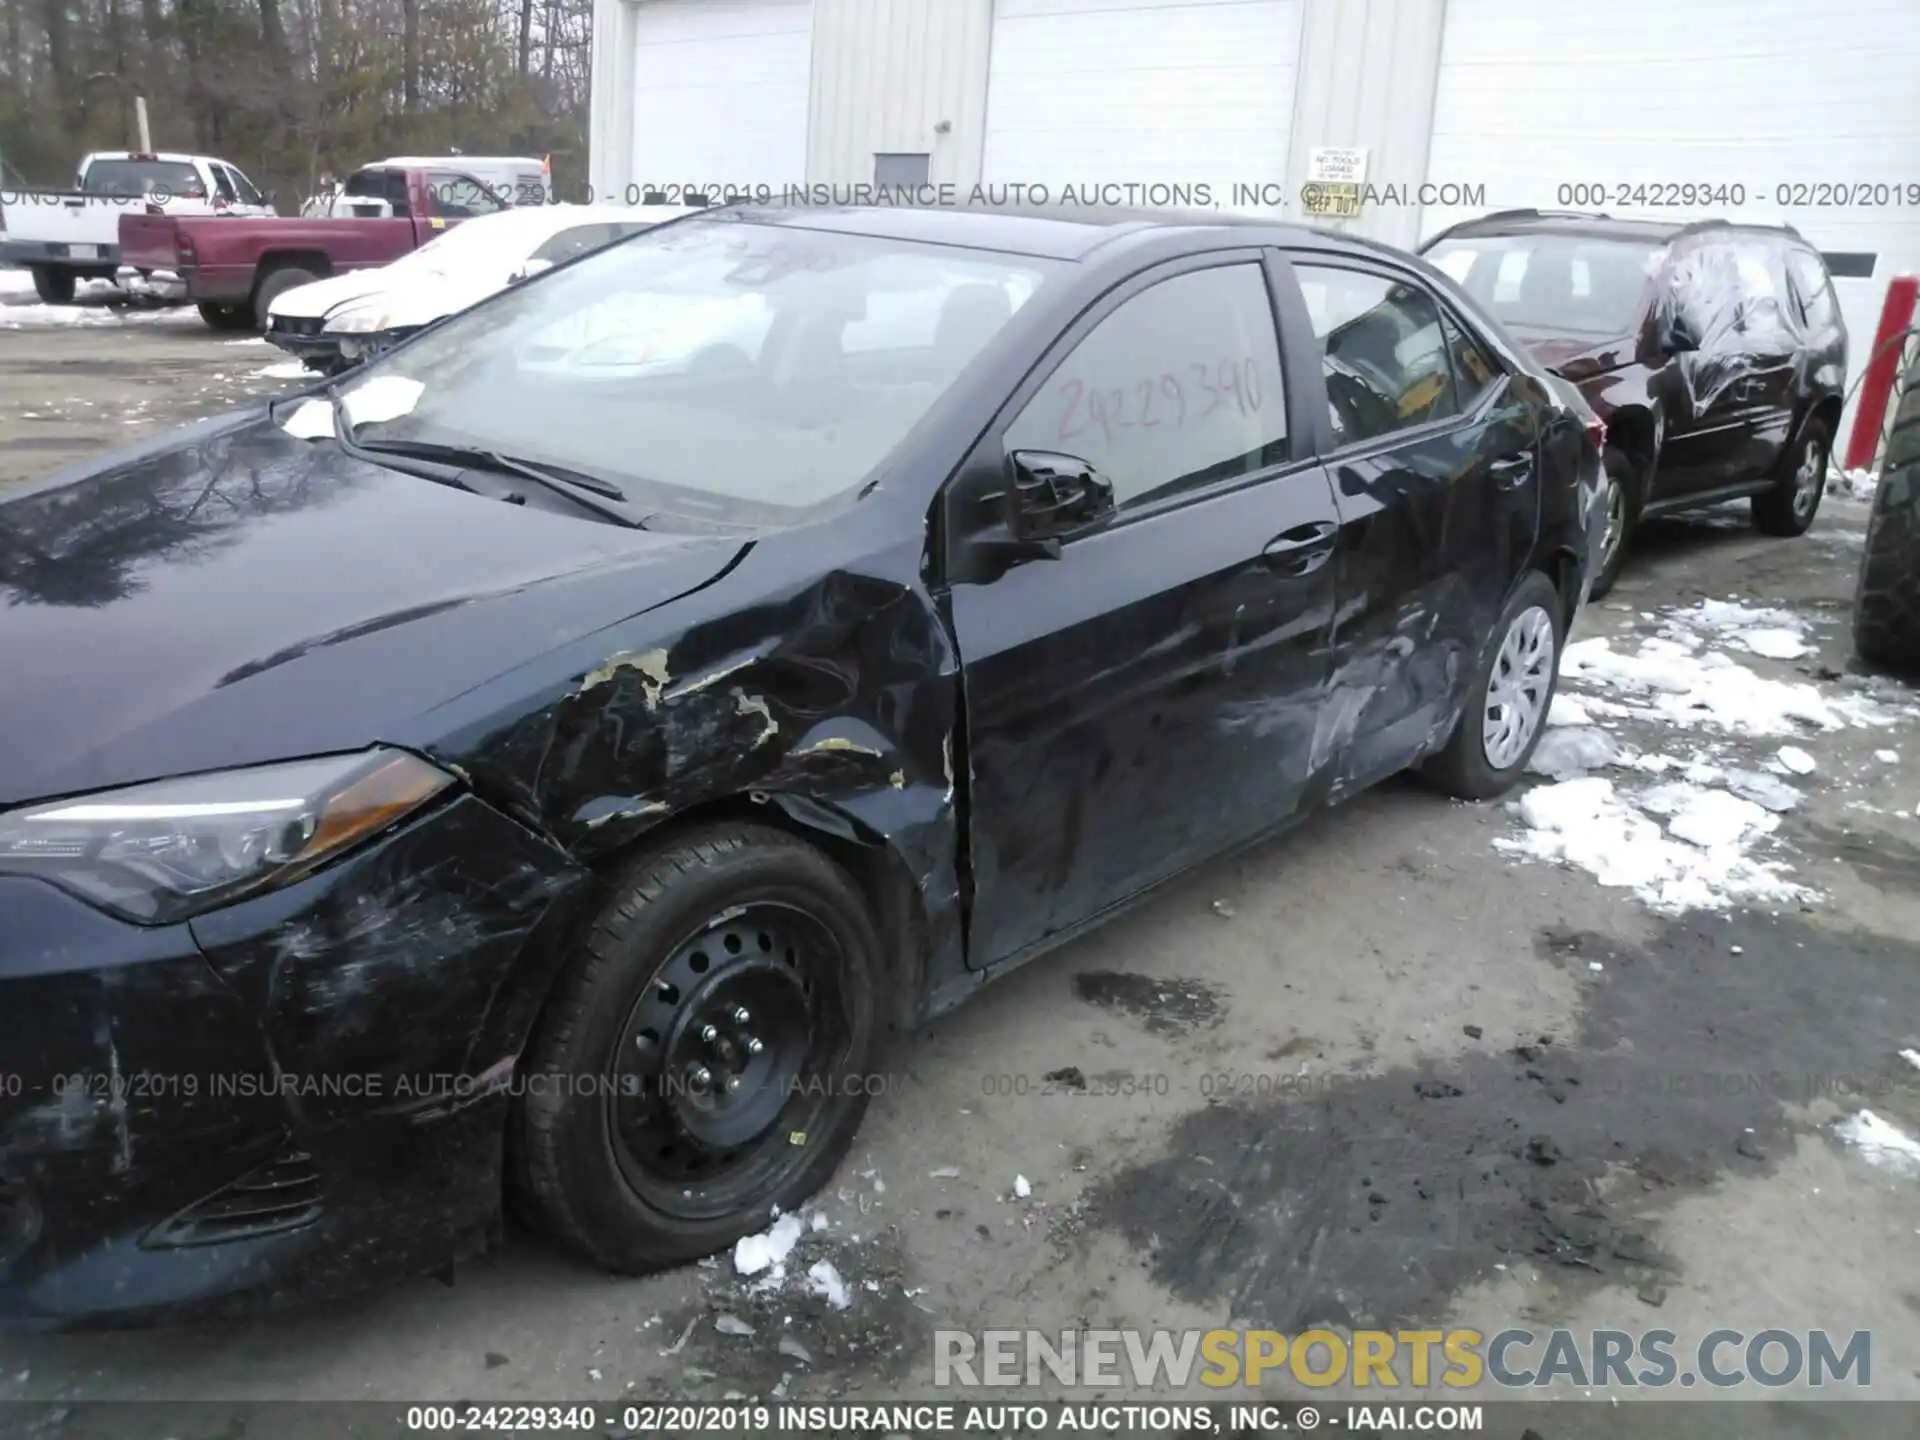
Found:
1423,211 -> 1847,596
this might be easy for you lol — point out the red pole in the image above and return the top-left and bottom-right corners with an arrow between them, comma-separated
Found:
1845,273 -> 1919,471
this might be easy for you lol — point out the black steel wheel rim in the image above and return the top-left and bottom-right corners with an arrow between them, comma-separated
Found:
606,900 -> 851,1220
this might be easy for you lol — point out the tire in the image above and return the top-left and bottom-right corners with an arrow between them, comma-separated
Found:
1853,464 -> 1920,675
196,301 -> 254,332
250,265 -> 322,331
1752,416 -> 1830,537
512,823 -> 881,1273
1420,571 -> 1566,800
1587,448 -> 1638,601
29,266 -> 74,305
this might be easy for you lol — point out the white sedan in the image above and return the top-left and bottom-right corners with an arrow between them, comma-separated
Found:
264,203 -> 694,371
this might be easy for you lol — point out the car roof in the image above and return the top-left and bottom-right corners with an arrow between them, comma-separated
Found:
705,201 -> 1416,264
1427,209 -> 1804,247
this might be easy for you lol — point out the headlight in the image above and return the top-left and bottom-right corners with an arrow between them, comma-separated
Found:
0,749 -> 453,924
326,304 -> 391,334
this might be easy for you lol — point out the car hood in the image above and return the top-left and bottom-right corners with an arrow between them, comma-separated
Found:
1513,330 -> 1638,384
269,268 -> 386,321
0,412 -> 746,806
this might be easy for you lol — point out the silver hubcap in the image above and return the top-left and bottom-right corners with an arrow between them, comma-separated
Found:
1482,606 -> 1556,770
1600,473 -> 1627,568
1792,440 -> 1825,521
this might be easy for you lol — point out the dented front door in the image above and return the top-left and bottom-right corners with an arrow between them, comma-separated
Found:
946,256 -> 1340,969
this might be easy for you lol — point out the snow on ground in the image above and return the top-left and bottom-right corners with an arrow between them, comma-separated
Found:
1834,1110 -> 1920,1177
1830,467 -> 1880,500
257,359 -> 311,379
0,266 -> 200,328
1497,774 -> 1811,913
0,299 -> 202,329
1499,595 -> 1914,913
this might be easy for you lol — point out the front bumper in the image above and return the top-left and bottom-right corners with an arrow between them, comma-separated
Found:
0,791 -> 589,1328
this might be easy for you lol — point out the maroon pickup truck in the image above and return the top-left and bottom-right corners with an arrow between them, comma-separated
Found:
119,164 -> 509,331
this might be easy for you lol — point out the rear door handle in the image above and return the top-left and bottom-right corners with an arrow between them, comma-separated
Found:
1490,453 -> 1534,488
1262,520 -> 1337,574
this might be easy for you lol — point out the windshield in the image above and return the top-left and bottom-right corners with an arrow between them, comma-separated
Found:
1425,233 -> 1659,338
333,219 -> 1057,525
83,159 -> 204,199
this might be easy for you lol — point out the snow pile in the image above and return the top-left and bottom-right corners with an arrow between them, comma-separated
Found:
256,360 -> 311,379
733,1212 -> 805,1279
1561,636 -> 1892,736
1666,599 -> 1813,661
0,299 -> 201,329
729,1209 -> 861,1311
1497,775 -> 1811,913
1528,725 -> 1624,780
1834,1110 -> 1920,1177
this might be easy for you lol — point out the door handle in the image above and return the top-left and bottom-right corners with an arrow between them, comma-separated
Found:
1490,453 -> 1534,488
1262,521 -> 1337,574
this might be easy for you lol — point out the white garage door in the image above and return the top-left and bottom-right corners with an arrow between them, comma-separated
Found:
981,0 -> 1304,208
1424,0 -> 1920,458
629,0 -> 814,193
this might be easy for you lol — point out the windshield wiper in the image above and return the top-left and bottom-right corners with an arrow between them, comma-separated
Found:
350,439 -> 628,500
346,437 -> 646,527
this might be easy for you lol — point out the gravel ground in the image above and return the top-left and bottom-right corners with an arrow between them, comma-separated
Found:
1,317 -> 1917,1437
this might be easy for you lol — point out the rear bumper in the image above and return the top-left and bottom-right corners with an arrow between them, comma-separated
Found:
0,792 -> 591,1328
0,240 -> 120,270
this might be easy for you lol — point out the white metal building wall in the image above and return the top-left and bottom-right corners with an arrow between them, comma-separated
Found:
979,0 -> 1306,203
805,0 -> 995,187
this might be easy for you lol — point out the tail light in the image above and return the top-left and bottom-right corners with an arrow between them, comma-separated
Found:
176,232 -> 196,266
1585,415 -> 1606,452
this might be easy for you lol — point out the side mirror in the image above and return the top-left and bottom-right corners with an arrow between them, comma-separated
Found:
1002,449 -> 1116,549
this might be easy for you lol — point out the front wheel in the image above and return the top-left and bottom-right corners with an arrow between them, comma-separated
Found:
1420,572 -> 1565,800
251,265 -> 322,330
1587,448 -> 1638,601
196,301 -> 253,331
513,824 -> 880,1272
1753,418 -> 1829,537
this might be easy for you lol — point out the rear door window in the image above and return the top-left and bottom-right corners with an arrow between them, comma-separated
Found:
1294,264 -> 1460,446
1786,249 -> 1839,329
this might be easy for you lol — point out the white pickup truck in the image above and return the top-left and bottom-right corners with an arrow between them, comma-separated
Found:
0,151 -> 274,303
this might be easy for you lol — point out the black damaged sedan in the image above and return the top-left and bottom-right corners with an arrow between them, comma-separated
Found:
0,205 -> 1606,1325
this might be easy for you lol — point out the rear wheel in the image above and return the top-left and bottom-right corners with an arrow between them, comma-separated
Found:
512,824 -> 880,1272
29,266 -> 74,305
1854,466 -> 1920,675
1753,418 -> 1830,537
1420,571 -> 1565,800
251,266 -> 322,331
196,301 -> 253,332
